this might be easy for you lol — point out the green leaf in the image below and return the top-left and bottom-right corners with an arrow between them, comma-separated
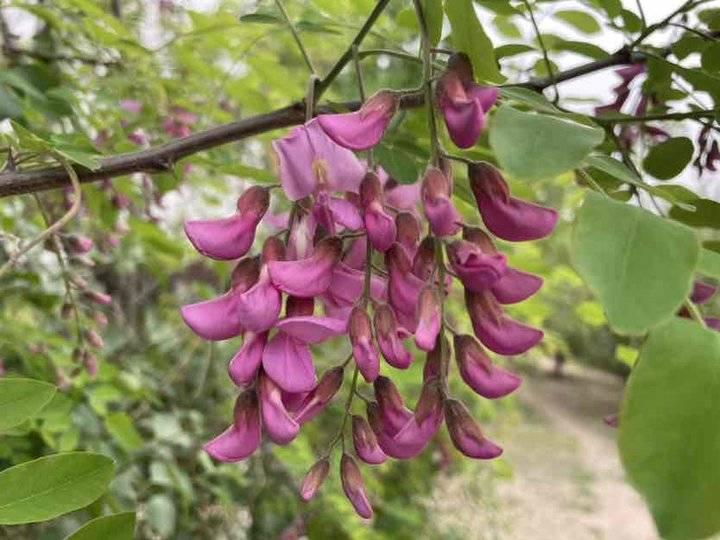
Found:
375,142 -> 424,184
65,512 -> 136,540
444,0 -> 504,83
642,137 -> 694,180
105,412 -> 144,452
555,10 -> 601,34
0,452 -> 115,525
670,198 -> 720,229
422,0 -> 443,46
494,16 -> 521,38
0,86 -> 23,119
584,154 -> 697,210
489,106 -> 604,180
572,193 -> 699,335
697,248 -> 720,279
619,318 -> 720,540
499,87 -> 559,113
615,344 -> 638,367
702,42 -> 720,73
0,378 -> 56,432
495,43 -> 535,60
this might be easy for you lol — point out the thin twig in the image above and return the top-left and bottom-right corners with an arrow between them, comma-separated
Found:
595,109 -> 720,124
0,159 -> 82,278
523,0 -> 559,103
274,0 -> 317,75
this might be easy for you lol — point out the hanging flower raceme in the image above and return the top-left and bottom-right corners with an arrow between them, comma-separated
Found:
181,48 -> 558,519
436,52 -> 499,149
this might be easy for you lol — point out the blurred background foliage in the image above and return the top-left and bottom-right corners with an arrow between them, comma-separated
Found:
0,0 -> 717,538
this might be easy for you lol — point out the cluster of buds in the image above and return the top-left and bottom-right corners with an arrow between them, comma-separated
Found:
181,52 -> 557,517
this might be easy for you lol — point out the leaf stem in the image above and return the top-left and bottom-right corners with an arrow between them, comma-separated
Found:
413,0 -> 440,166
274,0 -> 317,76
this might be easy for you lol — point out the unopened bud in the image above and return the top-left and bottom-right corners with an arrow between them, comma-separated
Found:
237,186 -> 270,219
352,415 -> 387,465
299,458 -> 330,502
85,329 -> 104,349
444,399 -> 502,460
340,453 -> 373,519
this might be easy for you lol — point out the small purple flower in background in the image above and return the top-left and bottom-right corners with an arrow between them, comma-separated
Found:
436,53 -> 498,149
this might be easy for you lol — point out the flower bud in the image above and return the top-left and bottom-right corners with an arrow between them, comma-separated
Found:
294,366 -> 344,424
352,414 -> 387,464
93,311 -> 109,328
453,334 -> 521,399
300,458 -> 330,501
83,350 -> 98,378
373,304 -> 411,369
412,236 -> 436,281
237,186 -> 270,218
85,329 -> 104,349
468,162 -> 557,242
444,399 -> 502,459
230,257 -> 261,290
84,290 -> 112,306
340,453 -> 373,518
360,172 -> 396,252
205,389 -> 261,462
423,335 -> 449,383
373,376 -> 413,432
349,307 -> 380,382
67,235 -> 94,255
395,212 -> 420,254
415,286 -> 441,352
421,167 -> 462,237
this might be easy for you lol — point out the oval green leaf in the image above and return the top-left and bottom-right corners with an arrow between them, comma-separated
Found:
643,137 -> 694,180
0,378 -> 56,432
445,0 -> 504,83
697,247 -> 720,279
619,318 -> 720,539
65,512 -> 136,540
555,9 -> 601,34
0,452 -> 115,525
489,105 -> 604,180
572,193 -> 699,335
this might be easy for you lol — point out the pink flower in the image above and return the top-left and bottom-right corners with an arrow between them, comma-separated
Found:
184,186 -> 269,260
415,287 -> 441,352
447,239 -> 507,292
205,390 -> 261,462
269,236 -> 342,297
352,415 -> 387,464
465,290 -> 543,356
272,119 -> 365,201
436,53 -> 498,149
300,459 -> 330,501
317,90 -> 398,151
349,307 -> 380,382
385,244 -> 424,331
360,172 -> 397,252
462,227 -> 543,303
444,399 -> 502,459
469,163 -> 557,242
235,237 -> 284,333
373,304 -> 412,369
67,235 -> 94,255
340,453 -> 373,518
119,99 -> 142,114
422,167 -> 462,237
395,212 -> 420,256
181,257 -> 261,341
259,373 -> 300,445
228,332 -> 266,386
454,334 -> 521,398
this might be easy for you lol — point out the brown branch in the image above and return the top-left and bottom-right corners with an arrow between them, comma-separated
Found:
0,51 -> 634,199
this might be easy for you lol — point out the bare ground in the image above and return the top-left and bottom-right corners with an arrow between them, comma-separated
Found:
427,361 -> 658,540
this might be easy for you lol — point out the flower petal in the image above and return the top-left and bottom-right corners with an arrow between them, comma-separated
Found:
268,237 -> 342,297
262,332 -> 317,393
454,334 -> 522,398
259,374 -> 300,445
340,454 -> 373,519
276,315 -> 347,344
317,91 -> 398,151
491,267 -> 543,304
228,332 -> 267,386
352,415 -> 388,465
235,269 -> 282,333
184,214 -> 257,260
181,292 -> 243,341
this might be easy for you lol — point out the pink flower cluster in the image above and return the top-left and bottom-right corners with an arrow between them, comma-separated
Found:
181,53 -> 557,518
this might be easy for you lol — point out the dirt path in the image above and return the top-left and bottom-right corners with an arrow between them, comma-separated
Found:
427,361 -> 657,539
